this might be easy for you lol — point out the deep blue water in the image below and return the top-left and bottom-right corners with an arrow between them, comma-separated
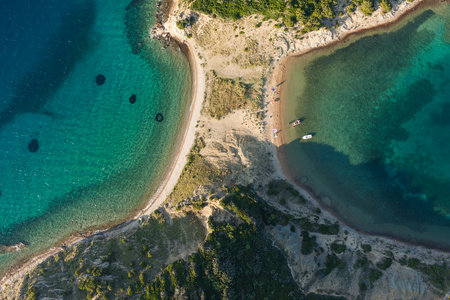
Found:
0,0 -> 191,272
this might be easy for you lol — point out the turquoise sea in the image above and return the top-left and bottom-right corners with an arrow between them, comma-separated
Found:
0,0 -> 191,272
281,4 -> 450,249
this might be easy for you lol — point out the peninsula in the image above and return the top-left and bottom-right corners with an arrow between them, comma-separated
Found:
1,0 -> 450,299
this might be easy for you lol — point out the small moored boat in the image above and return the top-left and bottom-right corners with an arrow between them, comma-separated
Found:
292,119 -> 301,127
302,134 -> 312,140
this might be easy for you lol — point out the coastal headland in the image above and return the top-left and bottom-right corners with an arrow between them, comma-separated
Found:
1,0 -> 450,298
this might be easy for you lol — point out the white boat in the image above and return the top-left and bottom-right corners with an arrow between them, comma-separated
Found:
292,119 -> 301,127
302,134 -> 312,140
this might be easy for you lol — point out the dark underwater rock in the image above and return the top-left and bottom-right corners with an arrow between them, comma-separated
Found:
28,139 -> 39,153
155,113 -> 164,122
129,94 -> 137,104
96,74 -> 106,85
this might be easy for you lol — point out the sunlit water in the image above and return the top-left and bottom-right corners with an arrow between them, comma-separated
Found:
282,4 -> 450,249
0,0 -> 191,272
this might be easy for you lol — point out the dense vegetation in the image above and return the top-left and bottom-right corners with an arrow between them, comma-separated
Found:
143,218 -> 302,299
189,0 -> 398,34
191,0 -> 287,20
190,0 -> 338,33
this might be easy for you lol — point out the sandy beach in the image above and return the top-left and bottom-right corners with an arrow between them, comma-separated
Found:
136,36 -> 205,218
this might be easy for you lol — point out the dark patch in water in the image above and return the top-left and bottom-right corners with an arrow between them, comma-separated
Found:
432,102 -> 450,127
125,0 -> 150,55
28,139 -> 39,153
0,0 -> 96,130
129,94 -> 137,104
96,74 -> 106,86
155,113 -> 164,122
281,139 -> 450,249
427,62 -> 445,72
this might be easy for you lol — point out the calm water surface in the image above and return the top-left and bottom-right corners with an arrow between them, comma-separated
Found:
282,4 -> 450,248
0,0 -> 191,272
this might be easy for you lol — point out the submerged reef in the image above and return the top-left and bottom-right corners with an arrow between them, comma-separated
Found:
27,139 -> 39,153
155,113 -> 164,122
95,74 -> 106,86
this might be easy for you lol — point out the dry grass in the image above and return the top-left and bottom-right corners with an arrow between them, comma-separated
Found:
167,137 -> 229,205
203,71 -> 264,119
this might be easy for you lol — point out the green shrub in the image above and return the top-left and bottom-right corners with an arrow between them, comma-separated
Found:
376,257 -> 392,270
421,263 -> 447,290
267,189 -> 279,195
361,0 -> 374,16
368,268 -> 383,283
91,268 -> 102,277
399,256 -> 407,266
139,272 -> 146,286
274,23 -> 282,29
325,253 -> 343,274
282,14 -> 295,28
361,244 -> 372,253
301,231 -> 316,255
407,258 -> 421,268
348,4 -> 356,13
354,255 -> 369,268
330,242 -> 346,254
318,222 -> 339,235
380,0 -> 392,14
26,286 -> 39,300
176,19 -> 190,29
127,286 -> 133,296
290,189 -> 299,196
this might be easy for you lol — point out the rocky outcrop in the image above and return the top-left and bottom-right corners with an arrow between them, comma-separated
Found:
0,242 -> 27,254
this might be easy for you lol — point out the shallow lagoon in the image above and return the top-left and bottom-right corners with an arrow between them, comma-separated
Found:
281,4 -> 450,249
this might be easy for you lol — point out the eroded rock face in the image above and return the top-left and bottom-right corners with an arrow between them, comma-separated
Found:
28,139 -> 39,153
267,224 -> 441,300
96,74 -> 106,86
0,242 -> 27,254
